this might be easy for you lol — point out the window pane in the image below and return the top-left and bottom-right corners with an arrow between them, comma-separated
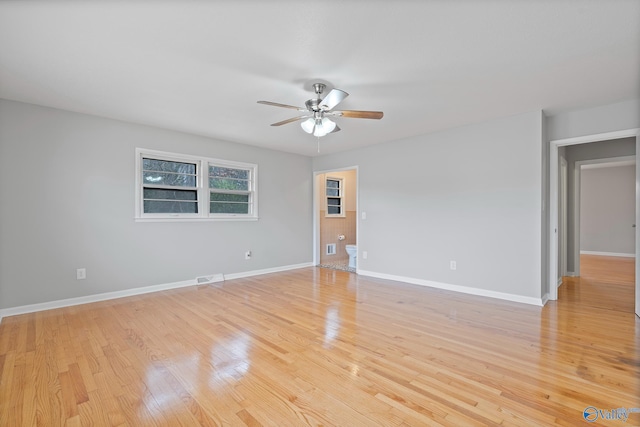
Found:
143,171 -> 196,187
209,177 -> 249,191
144,189 -> 197,201
210,202 -> 249,214
139,152 -> 257,219
143,159 -> 196,174
210,193 -> 249,203
327,197 -> 341,206
144,200 -> 198,213
326,179 -> 340,188
327,206 -> 341,215
326,188 -> 339,196
209,166 -> 249,180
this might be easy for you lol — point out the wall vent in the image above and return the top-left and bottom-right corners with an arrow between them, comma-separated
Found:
196,274 -> 225,285
326,243 -> 337,255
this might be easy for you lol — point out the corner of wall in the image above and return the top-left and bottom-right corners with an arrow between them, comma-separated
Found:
541,110 -> 550,298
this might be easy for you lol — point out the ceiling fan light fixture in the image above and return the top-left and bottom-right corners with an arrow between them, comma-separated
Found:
258,82 -> 383,141
322,117 -> 336,133
313,117 -> 336,137
313,119 -> 327,137
301,117 -> 315,134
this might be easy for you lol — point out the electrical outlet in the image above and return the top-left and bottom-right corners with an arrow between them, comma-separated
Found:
450,261 -> 457,270
362,251 -> 368,259
76,268 -> 86,280
245,250 -> 252,260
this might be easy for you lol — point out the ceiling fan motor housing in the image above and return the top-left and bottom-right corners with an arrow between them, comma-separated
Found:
305,98 -> 322,113
312,83 -> 326,95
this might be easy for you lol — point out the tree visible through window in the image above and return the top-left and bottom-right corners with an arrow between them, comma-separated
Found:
136,149 -> 258,220
209,166 -> 252,214
142,158 -> 199,213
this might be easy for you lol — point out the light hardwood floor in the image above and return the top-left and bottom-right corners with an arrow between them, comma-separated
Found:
1,256 -> 638,426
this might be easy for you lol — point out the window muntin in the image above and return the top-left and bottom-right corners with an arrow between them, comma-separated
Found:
136,149 -> 257,220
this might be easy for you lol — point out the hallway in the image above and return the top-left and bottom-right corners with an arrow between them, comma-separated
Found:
559,254 -> 635,313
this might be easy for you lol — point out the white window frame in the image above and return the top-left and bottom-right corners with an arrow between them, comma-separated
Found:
135,148 -> 258,221
325,176 -> 345,218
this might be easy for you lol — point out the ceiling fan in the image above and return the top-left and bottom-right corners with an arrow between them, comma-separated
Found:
258,83 -> 383,138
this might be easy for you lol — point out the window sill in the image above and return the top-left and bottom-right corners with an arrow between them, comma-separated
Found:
135,216 -> 259,223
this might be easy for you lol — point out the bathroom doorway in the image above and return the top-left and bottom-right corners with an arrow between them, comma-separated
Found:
314,167 -> 358,272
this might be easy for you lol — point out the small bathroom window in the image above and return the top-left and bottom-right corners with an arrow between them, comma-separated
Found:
326,177 -> 345,217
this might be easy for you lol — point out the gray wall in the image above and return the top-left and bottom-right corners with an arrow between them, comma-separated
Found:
580,164 -> 636,255
3,97 -> 637,310
563,138 -> 636,271
0,100 -> 313,309
540,112 -> 550,299
313,111 -> 545,300
547,99 -> 640,142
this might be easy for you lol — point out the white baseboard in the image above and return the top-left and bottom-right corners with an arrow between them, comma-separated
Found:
358,270 -> 544,306
224,262 -> 313,280
0,262 -> 313,322
580,250 -> 635,258
541,293 -> 550,306
0,279 -> 194,322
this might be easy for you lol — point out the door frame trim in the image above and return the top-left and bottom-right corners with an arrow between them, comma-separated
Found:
312,166 -> 359,268
548,128 -> 640,302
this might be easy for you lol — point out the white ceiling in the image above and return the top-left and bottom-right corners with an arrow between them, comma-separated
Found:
1,1 -> 638,157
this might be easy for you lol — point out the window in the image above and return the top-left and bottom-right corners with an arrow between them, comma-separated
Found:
142,158 -> 199,214
136,149 -> 257,221
209,165 -> 252,214
325,177 -> 344,217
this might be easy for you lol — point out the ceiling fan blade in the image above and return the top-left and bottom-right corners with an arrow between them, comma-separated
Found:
334,110 -> 384,120
271,115 -> 309,126
319,89 -> 348,110
330,124 -> 341,134
258,101 -> 306,111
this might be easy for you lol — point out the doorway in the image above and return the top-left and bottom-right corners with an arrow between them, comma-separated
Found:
313,167 -> 358,272
577,157 -> 636,258
549,129 -> 640,318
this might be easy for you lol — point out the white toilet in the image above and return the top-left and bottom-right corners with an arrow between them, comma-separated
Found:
345,244 -> 357,269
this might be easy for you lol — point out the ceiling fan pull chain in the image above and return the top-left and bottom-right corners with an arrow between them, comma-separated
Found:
317,137 -> 321,153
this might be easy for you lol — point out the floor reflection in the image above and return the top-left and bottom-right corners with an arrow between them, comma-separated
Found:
143,353 -> 202,413
310,268 -> 359,350
323,304 -> 340,346
209,334 -> 251,387
539,255 -> 639,410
